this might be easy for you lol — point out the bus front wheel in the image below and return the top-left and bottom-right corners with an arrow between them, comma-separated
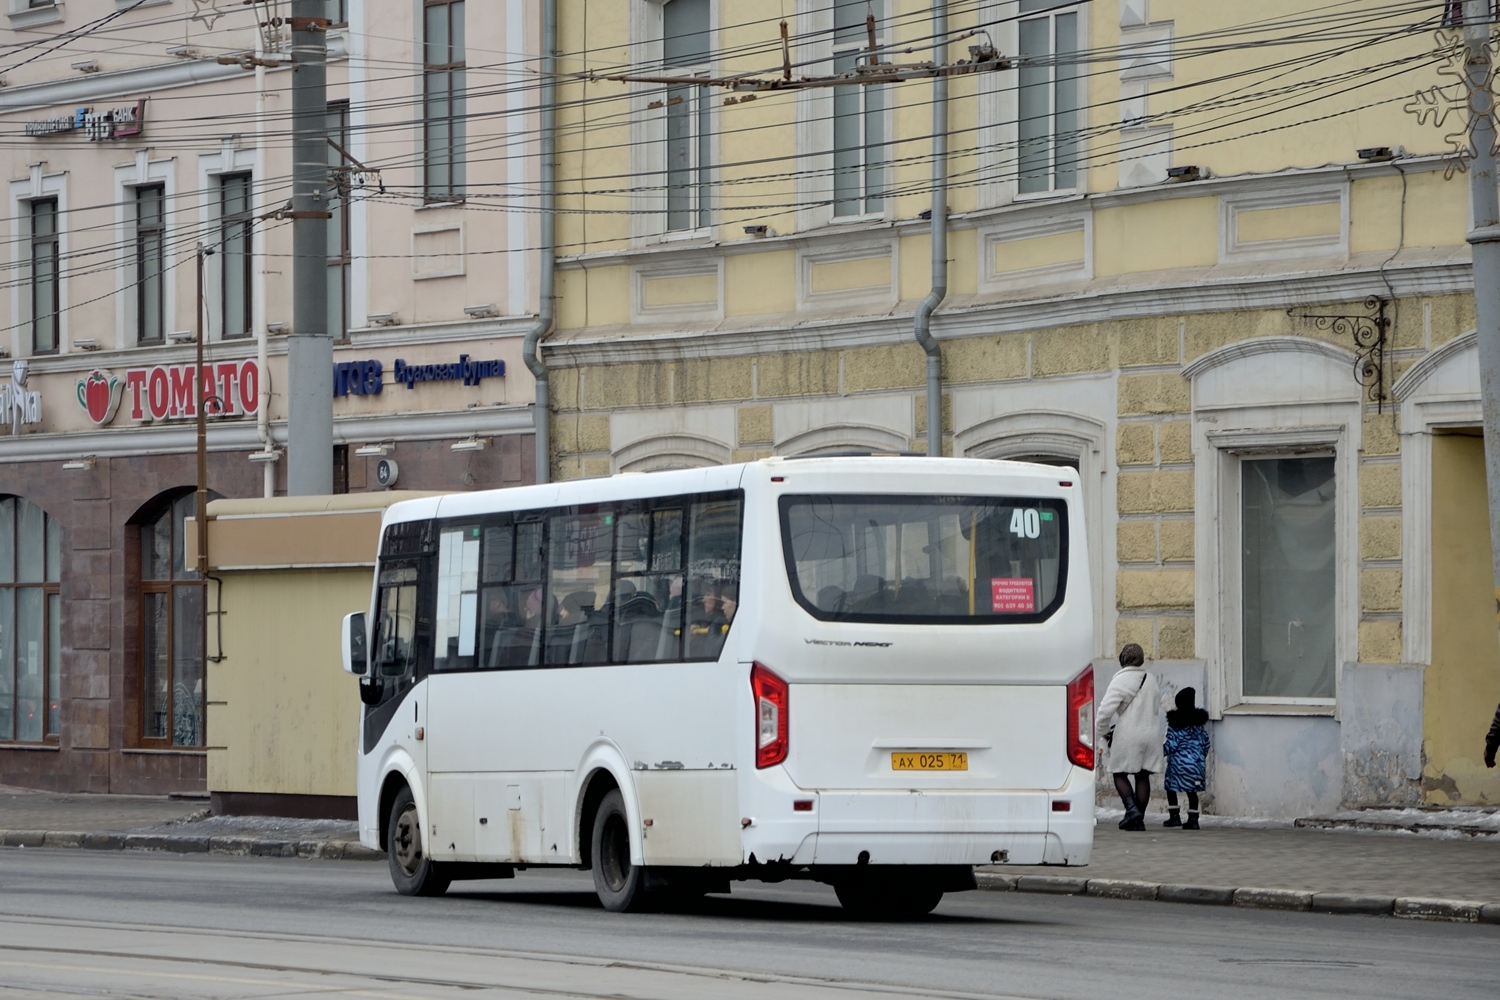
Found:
387,786 -> 451,897
591,789 -> 649,912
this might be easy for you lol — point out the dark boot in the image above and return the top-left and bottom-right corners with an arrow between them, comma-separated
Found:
1163,808 -> 1182,828
1118,795 -> 1143,830
1183,812 -> 1200,830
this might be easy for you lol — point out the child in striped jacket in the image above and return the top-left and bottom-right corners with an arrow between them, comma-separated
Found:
1162,687 -> 1209,830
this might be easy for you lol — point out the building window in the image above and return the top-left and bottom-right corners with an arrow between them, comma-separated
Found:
424,0 -> 466,200
328,0 -> 347,25
0,497 -> 61,744
327,102 -> 352,340
139,493 -> 207,747
1240,456 -> 1337,701
1017,0 -> 1079,195
832,0 -> 885,217
135,184 -> 165,345
663,0 -> 711,232
31,199 -> 59,355
220,173 -> 253,340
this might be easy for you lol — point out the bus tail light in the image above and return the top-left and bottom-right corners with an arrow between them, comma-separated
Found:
751,662 -> 789,769
1066,665 -> 1095,771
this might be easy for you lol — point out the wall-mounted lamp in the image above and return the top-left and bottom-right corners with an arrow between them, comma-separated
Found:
451,436 -> 491,453
248,449 -> 281,464
0,349 -> 10,359
167,330 -> 195,343
70,60 -> 100,75
266,321 -> 289,334
62,457 -> 96,471
354,443 -> 392,458
1358,146 -> 1402,162
74,338 -> 100,351
743,225 -> 769,237
367,312 -> 400,327
1166,165 -> 1204,183
463,304 -> 498,319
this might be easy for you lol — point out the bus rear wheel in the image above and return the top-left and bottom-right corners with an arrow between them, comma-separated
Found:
591,789 -> 649,912
835,878 -> 944,920
387,786 -> 451,897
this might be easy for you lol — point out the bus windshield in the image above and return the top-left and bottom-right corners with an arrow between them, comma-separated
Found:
780,494 -> 1067,624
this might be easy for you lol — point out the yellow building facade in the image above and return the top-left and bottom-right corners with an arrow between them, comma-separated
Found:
542,0 -> 1500,817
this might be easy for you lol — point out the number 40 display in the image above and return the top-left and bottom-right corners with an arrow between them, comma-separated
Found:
1010,508 -> 1041,539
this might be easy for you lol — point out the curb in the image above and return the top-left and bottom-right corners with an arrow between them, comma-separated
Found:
0,829 -> 383,862
1295,817 -> 1500,839
975,872 -> 1500,925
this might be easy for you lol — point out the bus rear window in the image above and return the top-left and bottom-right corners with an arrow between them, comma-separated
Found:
780,494 -> 1067,624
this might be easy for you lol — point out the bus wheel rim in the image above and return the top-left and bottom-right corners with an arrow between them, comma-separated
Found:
394,804 -> 422,876
602,814 -> 628,892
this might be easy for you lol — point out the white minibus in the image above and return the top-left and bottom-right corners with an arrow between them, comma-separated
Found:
342,456 -> 1095,916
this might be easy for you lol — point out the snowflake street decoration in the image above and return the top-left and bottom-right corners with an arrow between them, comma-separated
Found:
1405,28 -> 1500,178
189,0 -> 230,29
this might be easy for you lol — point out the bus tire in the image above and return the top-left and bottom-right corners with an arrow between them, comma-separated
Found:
835,878 -> 944,920
591,789 -> 649,912
387,786 -> 451,897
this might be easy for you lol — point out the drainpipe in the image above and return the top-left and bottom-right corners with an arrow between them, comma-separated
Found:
913,0 -> 948,457
522,0 -> 557,484
253,24 -> 274,497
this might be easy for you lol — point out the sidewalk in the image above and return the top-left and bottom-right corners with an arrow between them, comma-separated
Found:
2,787 -> 1497,921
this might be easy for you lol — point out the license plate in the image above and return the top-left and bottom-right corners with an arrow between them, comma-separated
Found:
891,751 -> 968,771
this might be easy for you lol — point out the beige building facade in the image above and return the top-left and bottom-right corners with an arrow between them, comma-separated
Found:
0,1 -> 540,796
541,0 -> 1500,816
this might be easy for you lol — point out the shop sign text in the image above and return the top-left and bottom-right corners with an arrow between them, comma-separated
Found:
26,100 -> 145,141
333,354 -> 505,397
0,363 -> 41,432
109,361 -> 261,422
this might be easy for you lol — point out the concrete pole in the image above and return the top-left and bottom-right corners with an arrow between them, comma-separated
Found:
286,0 -> 331,496
1463,1 -> 1500,646
913,0 -> 948,457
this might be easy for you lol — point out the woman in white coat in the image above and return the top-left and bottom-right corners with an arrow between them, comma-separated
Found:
1097,643 -> 1166,831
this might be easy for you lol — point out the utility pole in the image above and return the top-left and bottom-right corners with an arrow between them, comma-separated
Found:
1463,1 -> 1500,650
196,245 -> 213,577
286,0 -> 331,495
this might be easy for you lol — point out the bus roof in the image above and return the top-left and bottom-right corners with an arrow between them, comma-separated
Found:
380,455 -> 1078,527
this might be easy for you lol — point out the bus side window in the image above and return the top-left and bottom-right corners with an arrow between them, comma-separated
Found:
433,527 -> 481,672
546,509 -> 612,666
686,498 -> 742,661
612,506 -> 685,664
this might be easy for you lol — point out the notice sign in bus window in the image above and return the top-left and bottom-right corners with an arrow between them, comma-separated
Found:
991,578 -> 1036,613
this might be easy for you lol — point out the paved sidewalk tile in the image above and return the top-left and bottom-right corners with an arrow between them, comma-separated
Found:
0,790 -> 198,832
998,823 -> 1500,903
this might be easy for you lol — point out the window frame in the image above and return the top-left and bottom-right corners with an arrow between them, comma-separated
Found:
661,0 -> 713,234
134,183 -> 166,345
218,172 -> 253,341
30,198 -> 60,356
423,0 -> 467,202
830,0 -> 887,220
136,493 -> 210,749
0,497 -> 62,746
1014,0 -> 1082,198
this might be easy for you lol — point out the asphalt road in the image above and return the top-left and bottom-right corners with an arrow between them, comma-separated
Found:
0,849 -> 1492,1000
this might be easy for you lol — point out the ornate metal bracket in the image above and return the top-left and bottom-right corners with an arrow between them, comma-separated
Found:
1286,296 -> 1389,412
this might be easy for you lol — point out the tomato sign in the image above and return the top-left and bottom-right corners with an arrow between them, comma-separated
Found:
75,361 -> 261,425
75,370 -> 122,426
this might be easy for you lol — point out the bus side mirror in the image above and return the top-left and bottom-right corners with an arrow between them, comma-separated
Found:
342,611 -> 369,676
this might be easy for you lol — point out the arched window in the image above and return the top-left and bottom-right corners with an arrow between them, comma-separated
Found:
0,497 -> 61,744
140,493 -> 208,747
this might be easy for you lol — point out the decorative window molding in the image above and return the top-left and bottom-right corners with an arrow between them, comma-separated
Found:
197,140 -> 255,342
629,0 -> 718,243
115,149 -> 176,349
775,422 -> 910,456
1220,181 -> 1348,263
614,432 -> 731,472
632,259 -> 723,324
411,224 -> 465,280
1190,339 -> 1362,715
8,164 -> 68,358
978,211 -> 1091,291
1396,330 -> 1480,668
8,1 -> 63,30
796,240 -> 896,311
